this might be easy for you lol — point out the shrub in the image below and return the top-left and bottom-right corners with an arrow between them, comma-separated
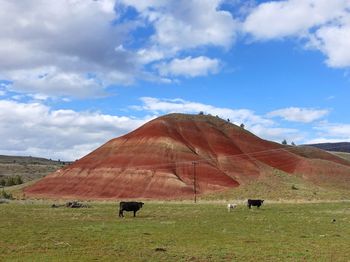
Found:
5,177 -> 15,186
1,189 -> 13,199
2,175 -> 23,187
14,175 -> 23,185
291,185 -> 298,190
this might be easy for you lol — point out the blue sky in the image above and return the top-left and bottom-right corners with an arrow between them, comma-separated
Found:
0,0 -> 350,160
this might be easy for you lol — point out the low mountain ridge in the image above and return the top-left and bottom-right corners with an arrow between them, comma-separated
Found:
0,155 -> 68,183
305,142 -> 350,153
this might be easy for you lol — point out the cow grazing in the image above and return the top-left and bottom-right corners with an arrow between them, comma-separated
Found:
119,201 -> 144,217
247,199 -> 264,209
227,203 -> 237,212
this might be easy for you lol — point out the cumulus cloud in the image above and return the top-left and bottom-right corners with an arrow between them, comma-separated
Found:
267,107 -> 329,123
0,1 -> 241,97
0,99 -> 152,160
243,0 -> 348,39
300,120 -> 350,144
2,0 -> 350,100
0,0 -> 144,97
120,0 -> 238,51
1,97 -> 341,160
2,97 -> 289,160
157,56 -> 220,77
133,97 -> 309,143
135,97 -> 272,126
312,123 -> 350,141
9,69 -> 106,98
309,18 -> 350,68
243,0 -> 350,68
249,125 -> 302,144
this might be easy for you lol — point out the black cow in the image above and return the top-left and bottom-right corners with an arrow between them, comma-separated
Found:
247,199 -> 264,209
119,201 -> 144,217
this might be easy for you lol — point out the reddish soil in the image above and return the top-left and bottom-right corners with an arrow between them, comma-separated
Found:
24,113 -> 350,200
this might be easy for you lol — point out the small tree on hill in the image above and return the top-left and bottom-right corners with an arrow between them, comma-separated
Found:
240,123 -> 245,129
1,189 -> 13,199
14,175 -> 23,185
281,139 -> 287,145
291,142 -> 296,146
5,177 -> 15,187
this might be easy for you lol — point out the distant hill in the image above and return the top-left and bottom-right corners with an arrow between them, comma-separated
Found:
0,155 -> 71,182
25,113 -> 350,200
305,142 -> 350,153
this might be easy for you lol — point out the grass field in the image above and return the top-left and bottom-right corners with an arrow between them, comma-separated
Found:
332,152 -> 350,162
200,169 -> 350,202
1,201 -> 350,261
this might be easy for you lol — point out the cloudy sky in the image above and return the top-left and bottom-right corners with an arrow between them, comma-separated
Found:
1,0 -> 350,160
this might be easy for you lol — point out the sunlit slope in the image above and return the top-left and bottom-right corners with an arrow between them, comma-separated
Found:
25,114 -> 350,199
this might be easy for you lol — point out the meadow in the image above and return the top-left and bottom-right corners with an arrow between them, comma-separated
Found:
1,201 -> 350,261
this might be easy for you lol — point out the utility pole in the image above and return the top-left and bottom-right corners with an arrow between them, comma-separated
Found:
192,161 -> 197,203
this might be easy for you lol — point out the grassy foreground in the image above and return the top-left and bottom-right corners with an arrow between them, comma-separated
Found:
1,201 -> 350,261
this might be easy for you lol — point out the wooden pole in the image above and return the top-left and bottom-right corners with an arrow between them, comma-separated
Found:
193,161 -> 197,203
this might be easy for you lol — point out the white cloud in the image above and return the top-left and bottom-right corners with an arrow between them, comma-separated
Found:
121,0 -> 238,51
0,0 -> 241,97
309,18 -> 350,68
0,99 -> 152,160
9,69 -> 106,98
249,125 -> 302,144
136,97 -> 272,126
133,97 -> 309,143
0,0 -> 139,97
157,56 -> 220,77
243,0 -> 350,68
306,138 -> 350,144
243,0 -> 348,39
267,107 -> 329,123
2,97 -> 340,160
315,123 -> 350,138
304,122 -> 350,144
29,94 -> 50,101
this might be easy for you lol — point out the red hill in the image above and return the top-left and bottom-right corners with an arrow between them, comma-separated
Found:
24,114 -> 350,199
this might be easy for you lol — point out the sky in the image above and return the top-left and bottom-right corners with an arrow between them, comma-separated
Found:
0,0 -> 350,160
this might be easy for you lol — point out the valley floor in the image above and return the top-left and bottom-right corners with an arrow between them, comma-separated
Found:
1,201 -> 350,261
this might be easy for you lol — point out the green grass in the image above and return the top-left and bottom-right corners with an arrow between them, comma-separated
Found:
1,201 -> 350,261
201,169 -> 350,202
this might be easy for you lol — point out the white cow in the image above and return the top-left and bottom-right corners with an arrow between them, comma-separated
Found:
227,203 -> 237,212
